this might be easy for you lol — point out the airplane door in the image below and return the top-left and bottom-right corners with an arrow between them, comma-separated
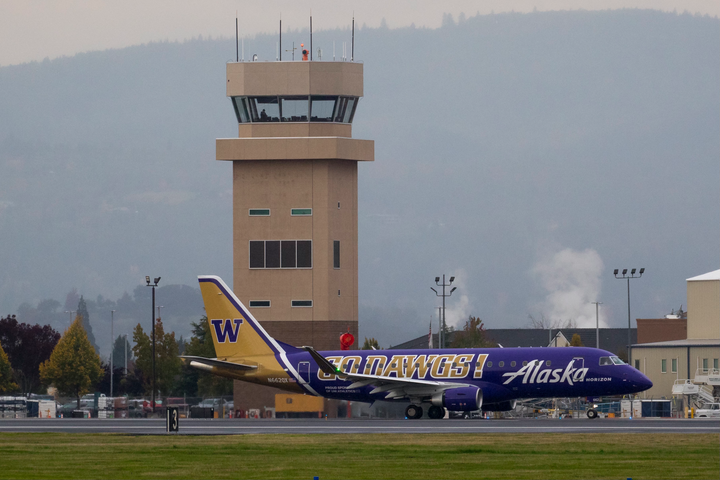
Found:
298,362 -> 311,384
573,357 -> 584,369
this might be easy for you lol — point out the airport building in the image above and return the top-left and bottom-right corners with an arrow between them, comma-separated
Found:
216,60 -> 374,414
631,270 -> 720,401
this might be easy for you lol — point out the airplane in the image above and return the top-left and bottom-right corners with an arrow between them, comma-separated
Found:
182,275 -> 653,419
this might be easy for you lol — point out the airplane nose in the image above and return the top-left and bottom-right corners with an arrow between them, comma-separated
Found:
633,371 -> 653,391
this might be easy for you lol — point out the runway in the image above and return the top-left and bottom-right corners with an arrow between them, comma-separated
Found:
0,417 -> 716,435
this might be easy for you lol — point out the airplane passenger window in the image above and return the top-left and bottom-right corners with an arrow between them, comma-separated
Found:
487,361 -> 493,367
546,360 -> 551,366
522,361 -> 528,367
511,361 -> 516,367
599,357 -> 613,366
498,361 -> 504,367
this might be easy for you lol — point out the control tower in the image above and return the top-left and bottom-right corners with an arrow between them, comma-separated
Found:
216,61 -> 374,412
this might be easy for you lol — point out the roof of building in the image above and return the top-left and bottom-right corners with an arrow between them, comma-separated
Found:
632,338 -> 720,348
687,269 -> 720,282
390,328 -> 637,356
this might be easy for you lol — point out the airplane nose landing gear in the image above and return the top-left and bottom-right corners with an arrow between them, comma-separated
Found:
405,404 -> 423,419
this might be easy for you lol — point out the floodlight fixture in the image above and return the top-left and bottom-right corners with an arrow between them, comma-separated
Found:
614,267 -> 646,367
431,274 -> 458,349
145,276 -> 150,285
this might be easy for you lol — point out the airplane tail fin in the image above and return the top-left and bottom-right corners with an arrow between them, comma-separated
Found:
198,275 -> 285,359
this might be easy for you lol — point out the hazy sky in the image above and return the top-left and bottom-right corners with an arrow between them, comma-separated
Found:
1,0 -> 717,67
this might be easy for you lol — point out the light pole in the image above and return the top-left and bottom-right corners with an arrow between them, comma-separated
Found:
110,310 -> 115,398
431,275 -> 456,349
123,334 -> 128,374
614,268 -> 644,367
64,310 -> 75,326
590,302 -> 602,349
145,276 -> 161,413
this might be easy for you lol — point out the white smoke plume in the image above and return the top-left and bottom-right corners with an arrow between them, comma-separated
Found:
531,248 -> 607,328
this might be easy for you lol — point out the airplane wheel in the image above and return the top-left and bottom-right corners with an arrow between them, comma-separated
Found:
428,405 -> 445,419
587,409 -> 599,419
405,404 -> 423,419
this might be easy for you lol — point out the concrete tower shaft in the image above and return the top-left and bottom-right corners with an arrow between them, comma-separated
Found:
216,61 -> 373,354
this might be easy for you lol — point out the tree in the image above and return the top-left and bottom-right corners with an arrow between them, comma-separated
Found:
0,314 -> 60,393
132,319 -> 182,396
527,314 -> 577,329
361,337 -> 380,350
0,343 -> 17,393
76,296 -> 99,354
39,316 -> 103,407
570,334 -> 584,347
111,335 -> 133,372
450,316 -> 497,348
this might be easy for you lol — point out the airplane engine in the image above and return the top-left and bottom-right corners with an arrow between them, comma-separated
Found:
481,400 -> 517,412
432,387 -> 482,412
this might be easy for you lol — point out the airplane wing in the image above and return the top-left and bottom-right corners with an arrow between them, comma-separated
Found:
302,346 -> 470,401
180,355 -> 258,372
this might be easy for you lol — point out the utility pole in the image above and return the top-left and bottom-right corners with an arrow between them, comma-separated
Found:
110,310 -> 115,398
431,275 -> 457,349
591,302 -> 602,349
145,276 -> 161,413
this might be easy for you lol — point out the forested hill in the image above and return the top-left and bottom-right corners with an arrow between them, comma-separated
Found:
0,9 -> 717,350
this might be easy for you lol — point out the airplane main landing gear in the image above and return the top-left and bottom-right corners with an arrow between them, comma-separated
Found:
427,405 -> 445,419
405,404 -> 423,419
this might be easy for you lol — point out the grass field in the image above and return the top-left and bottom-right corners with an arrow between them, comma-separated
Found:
0,433 -> 717,479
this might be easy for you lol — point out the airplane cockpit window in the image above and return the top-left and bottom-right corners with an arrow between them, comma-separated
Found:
610,356 -> 625,365
599,357 -> 613,366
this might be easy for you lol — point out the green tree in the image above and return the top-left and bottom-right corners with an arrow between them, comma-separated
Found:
111,335 -> 133,372
570,334 -> 584,347
0,342 -> 18,393
182,317 -> 232,397
132,319 -> 182,396
361,337 -> 380,350
450,316 -> 497,348
76,296 -> 99,354
39,316 -> 103,407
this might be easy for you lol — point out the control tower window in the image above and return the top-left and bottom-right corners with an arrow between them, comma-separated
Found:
233,97 -> 251,123
249,240 -> 312,269
233,96 -> 358,123
281,97 -> 309,122
249,97 -> 280,122
310,96 -> 337,122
